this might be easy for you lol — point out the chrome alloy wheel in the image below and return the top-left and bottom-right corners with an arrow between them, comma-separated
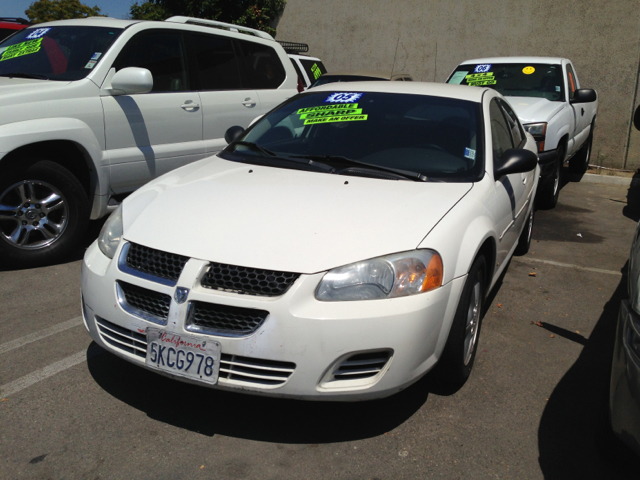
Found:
0,180 -> 69,249
463,278 -> 482,365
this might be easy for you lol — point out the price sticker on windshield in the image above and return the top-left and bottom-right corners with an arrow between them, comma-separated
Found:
324,92 -> 364,103
0,38 -> 43,62
25,28 -> 51,39
474,64 -> 492,73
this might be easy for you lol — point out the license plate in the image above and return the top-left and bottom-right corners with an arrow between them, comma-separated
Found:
145,328 -> 221,385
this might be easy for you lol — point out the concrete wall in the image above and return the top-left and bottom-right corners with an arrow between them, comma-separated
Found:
274,0 -> 640,169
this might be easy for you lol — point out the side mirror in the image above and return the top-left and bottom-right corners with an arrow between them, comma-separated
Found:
494,148 -> 538,178
634,105 -> 640,131
225,125 -> 245,144
110,67 -> 153,95
570,88 -> 597,104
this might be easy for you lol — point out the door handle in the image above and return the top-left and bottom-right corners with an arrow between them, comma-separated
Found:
181,101 -> 200,110
581,107 -> 585,116
242,97 -> 256,107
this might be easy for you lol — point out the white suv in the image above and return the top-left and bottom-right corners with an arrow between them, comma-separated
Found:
0,16 -> 297,266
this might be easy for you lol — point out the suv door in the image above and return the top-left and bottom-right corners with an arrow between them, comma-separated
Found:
566,62 -> 590,154
186,31 -> 260,156
490,97 -> 526,265
102,29 -> 204,193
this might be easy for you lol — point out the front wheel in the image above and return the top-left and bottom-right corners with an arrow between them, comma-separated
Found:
537,144 -> 564,210
515,204 -> 534,256
436,255 -> 486,385
0,160 -> 89,267
569,130 -> 593,174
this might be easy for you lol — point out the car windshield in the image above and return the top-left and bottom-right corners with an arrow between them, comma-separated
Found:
221,91 -> 484,181
0,26 -> 123,81
447,63 -> 565,102
311,75 -> 386,88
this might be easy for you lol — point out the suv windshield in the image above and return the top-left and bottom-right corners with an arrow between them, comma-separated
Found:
0,26 -> 123,81
311,75 -> 385,88
222,91 -> 483,181
447,63 -> 565,102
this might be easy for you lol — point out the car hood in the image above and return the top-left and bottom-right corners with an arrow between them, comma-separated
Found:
506,96 -> 564,124
123,157 -> 473,274
0,77 -> 73,100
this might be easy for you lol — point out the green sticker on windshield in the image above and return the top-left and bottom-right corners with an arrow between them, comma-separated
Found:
297,103 -> 367,125
465,72 -> 496,86
311,63 -> 322,79
0,38 -> 43,62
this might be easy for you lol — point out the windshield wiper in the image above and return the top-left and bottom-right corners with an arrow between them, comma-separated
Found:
232,141 -> 335,173
289,154 -> 428,182
0,72 -> 49,80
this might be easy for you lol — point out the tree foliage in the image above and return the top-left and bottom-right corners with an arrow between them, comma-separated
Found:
26,0 -> 103,24
129,0 -> 286,36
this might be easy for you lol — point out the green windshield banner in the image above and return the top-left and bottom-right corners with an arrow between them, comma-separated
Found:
297,103 -> 367,125
465,72 -> 496,86
0,38 -> 43,62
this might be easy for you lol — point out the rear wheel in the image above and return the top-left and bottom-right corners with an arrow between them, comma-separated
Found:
436,256 -> 486,385
0,160 -> 89,267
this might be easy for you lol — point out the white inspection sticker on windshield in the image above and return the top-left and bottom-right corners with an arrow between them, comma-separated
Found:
464,148 -> 476,160
449,71 -> 468,84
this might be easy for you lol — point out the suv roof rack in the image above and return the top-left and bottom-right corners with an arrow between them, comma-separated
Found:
277,41 -> 309,54
0,17 -> 30,24
165,16 -> 274,41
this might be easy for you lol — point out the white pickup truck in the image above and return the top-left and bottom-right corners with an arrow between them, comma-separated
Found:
447,57 -> 598,208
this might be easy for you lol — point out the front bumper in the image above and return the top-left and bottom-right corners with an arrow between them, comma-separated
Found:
81,240 -> 465,401
610,300 -> 640,456
537,148 -> 560,177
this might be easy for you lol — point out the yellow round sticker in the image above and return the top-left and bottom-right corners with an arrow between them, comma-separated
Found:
523,66 -> 535,75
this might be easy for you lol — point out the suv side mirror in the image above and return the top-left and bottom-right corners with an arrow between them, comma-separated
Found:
570,89 -> 597,104
109,67 -> 153,95
225,125 -> 245,144
494,149 -> 538,178
634,105 -> 640,131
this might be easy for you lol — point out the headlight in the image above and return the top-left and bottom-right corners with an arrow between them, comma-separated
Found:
316,250 -> 443,301
523,122 -> 547,137
98,205 -> 123,259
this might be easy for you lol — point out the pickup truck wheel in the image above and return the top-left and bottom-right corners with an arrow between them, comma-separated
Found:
515,203 -> 534,256
537,145 -> 564,209
569,129 -> 593,174
435,255 -> 486,385
0,160 -> 89,267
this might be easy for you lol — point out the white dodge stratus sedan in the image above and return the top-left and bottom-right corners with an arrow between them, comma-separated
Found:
81,82 -> 539,400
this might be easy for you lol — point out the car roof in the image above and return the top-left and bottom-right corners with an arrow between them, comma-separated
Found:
322,70 -> 410,79
309,81 -> 487,102
458,56 -> 566,65
24,17 -> 140,29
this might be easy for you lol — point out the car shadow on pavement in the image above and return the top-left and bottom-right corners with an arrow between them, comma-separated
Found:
623,172 -> 640,222
86,344 -> 446,443
537,264 -> 640,478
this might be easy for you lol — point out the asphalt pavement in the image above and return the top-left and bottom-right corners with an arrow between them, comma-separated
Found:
2,173 -> 640,479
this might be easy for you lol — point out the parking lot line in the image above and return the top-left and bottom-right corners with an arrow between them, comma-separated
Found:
0,348 -> 102,398
514,257 -> 622,276
0,316 -> 83,355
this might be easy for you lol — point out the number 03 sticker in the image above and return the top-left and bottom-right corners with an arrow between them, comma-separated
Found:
324,92 -> 364,103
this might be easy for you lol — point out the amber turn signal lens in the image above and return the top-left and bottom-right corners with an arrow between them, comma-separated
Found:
422,253 -> 443,292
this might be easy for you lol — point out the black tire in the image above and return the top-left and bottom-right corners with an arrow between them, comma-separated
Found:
537,143 -> 564,210
436,256 -> 486,385
0,160 -> 89,267
514,203 -> 534,256
569,129 -> 593,174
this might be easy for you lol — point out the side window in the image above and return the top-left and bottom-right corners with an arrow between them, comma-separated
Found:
404,77 -> 413,81
499,99 -> 524,147
237,39 -> 286,89
299,58 -> 326,82
490,98 -> 513,161
114,30 -> 188,92
188,33 -> 241,90
566,64 -> 577,101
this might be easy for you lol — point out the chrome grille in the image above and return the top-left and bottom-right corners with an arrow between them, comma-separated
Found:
201,262 -> 299,296
96,316 -> 147,358
125,242 -> 189,283
186,301 -> 268,336
117,281 -> 171,324
219,354 -> 295,386
332,351 -> 391,380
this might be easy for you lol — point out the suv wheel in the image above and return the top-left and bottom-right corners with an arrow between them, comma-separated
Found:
0,160 -> 89,267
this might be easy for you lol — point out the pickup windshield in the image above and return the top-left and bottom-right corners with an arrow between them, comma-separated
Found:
0,26 -> 123,81
221,91 -> 484,182
447,63 -> 565,102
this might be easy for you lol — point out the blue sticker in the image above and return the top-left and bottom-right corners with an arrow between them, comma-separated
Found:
26,28 -> 51,39
473,64 -> 492,73
324,92 -> 364,103
464,148 -> 476,160
91,52 -> 102,60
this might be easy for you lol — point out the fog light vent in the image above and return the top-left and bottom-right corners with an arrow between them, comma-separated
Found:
332,350 -> 392,381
